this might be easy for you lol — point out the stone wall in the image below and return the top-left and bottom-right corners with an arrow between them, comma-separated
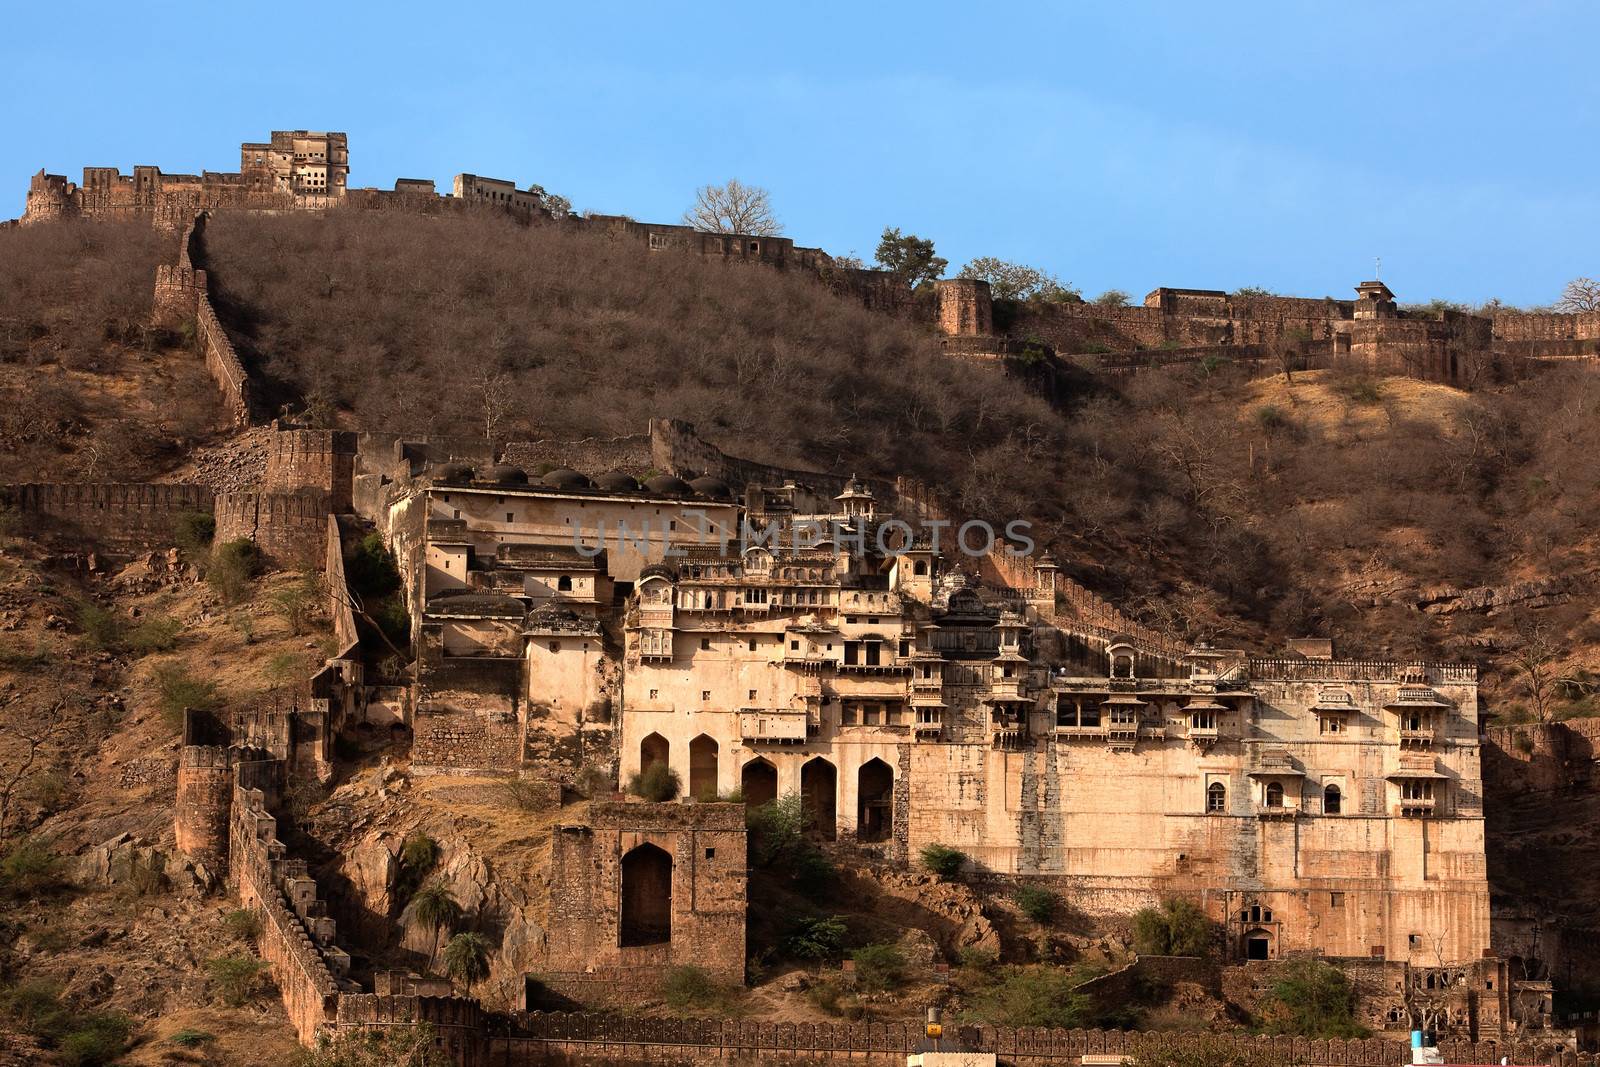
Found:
174,743 -> 232,875
500,433 -> 655,478
498,1012 -> 1585,1067
1494,311 -> 1600,343
213,489 -> 333,568
266,426 -> 357,512
935,279 -> 993,337
229,771 -> 346,1044
0,482 -> 212,549
333,994 -> 485,1066
541,802 -> 747,989
327,515 -> 360,655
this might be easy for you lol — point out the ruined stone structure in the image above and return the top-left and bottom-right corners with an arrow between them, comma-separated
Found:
541,802 -> 748,993
340,422 -> 1497,1003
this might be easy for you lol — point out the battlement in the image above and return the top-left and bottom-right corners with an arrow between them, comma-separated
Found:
0,481 -> 213,548
214,489 -> 333,567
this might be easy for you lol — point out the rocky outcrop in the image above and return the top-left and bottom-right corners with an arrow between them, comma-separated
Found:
1417,575 -> 1582,615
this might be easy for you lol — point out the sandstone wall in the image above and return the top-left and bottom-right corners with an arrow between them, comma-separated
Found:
266,427 -> 357,512
229,775 -> 344,1044
541,802 -> 747,988
1494,311 -> 1600,342
213,489 -> 332,567
499,1012 -> 1583,1067
0,482 -> 212,549
174,744 -> 231,874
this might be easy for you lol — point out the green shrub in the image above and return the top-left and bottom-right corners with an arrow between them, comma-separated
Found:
152,662 -> 221,728
0,641 -> 51,669
75,601 -> 125,651
1262,958 -> 1368,1038
174,511 -> 216,559
208,538 -> 262,603
661,965 -> 721,1010
267,650 -> 303,685
271,575 -> 319,636
1014,885 -> 1059,925
849,943 -> 906,992
1254,404 -> 1293,434
125,614 -> 181,655
627,762 -> 681,802
223,908 -> 263,942
206,952 -> 269,1007
170,1028 -> 216,1047
919,843 -> 967,880
783,915 -> 848,962
0,836 -> 62,897
0,981 -> 131,1066
573,764 -> 614,798
58,1012 -> 133,1067
347,533 -> 402,600
1132,898 -> 1217,957
972,966 -> 1093,1028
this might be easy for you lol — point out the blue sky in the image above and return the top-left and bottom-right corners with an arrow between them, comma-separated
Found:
4,1 -> 1596,306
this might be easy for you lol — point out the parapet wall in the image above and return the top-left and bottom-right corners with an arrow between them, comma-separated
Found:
214,489 -> 332,567
499,1012 -> 1582,1067
266,426 -> 357,511
0,482 -> 212,548
1494,311 -> 1600,343
229,778 -> 343,1044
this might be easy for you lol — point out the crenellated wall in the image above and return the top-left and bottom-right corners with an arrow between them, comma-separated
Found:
0,482 -> 212,549
266,426 -> 357,512
496,1012 -> 1587,1067
214,489 -> 333,567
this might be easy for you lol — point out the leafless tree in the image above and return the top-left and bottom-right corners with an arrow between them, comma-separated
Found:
0,693 -> 68,838
682,179 -> 782,236
475,370 -> 515,443
1507,610 -> 1561,723
1556,277 -> 1600,313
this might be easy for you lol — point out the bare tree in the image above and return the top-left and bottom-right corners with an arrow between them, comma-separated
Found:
682,179 -> 782,237
475,370 -> 514,443
1507,610 -> 1561,723
1556,277 -> 1600,313
0,693 -> 68,838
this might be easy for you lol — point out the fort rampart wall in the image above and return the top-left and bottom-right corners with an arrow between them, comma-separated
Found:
492,1012 -> 1584,1067
0,482 -> 212,548
213,489 -> 332,568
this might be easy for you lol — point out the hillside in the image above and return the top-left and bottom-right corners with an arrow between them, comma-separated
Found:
196,208 -> 1600,703
0,221 -> 229,482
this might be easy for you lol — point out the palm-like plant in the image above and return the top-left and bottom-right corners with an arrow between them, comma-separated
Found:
441,931 -> 491,994
404,882 -> 462,971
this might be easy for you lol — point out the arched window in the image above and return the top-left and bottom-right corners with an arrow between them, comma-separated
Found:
1207,782 -> 1226,813
913,560 -> 928,576
1265,781 -> 1284,808
557,575 -> 573,592
1324,784 -> 1342,815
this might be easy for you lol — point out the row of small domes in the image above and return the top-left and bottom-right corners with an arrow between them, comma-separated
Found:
428,462 -> 732,498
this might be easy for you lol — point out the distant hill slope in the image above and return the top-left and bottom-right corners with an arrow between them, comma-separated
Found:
13,209 -> 1600,707
200,210 -> 1064,515
0,220 -> 227,481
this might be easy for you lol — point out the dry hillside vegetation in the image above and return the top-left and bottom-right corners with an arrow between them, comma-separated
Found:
0,221 -> 226,482
202,210 -> 1065,511
8,211 -> 1600,702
